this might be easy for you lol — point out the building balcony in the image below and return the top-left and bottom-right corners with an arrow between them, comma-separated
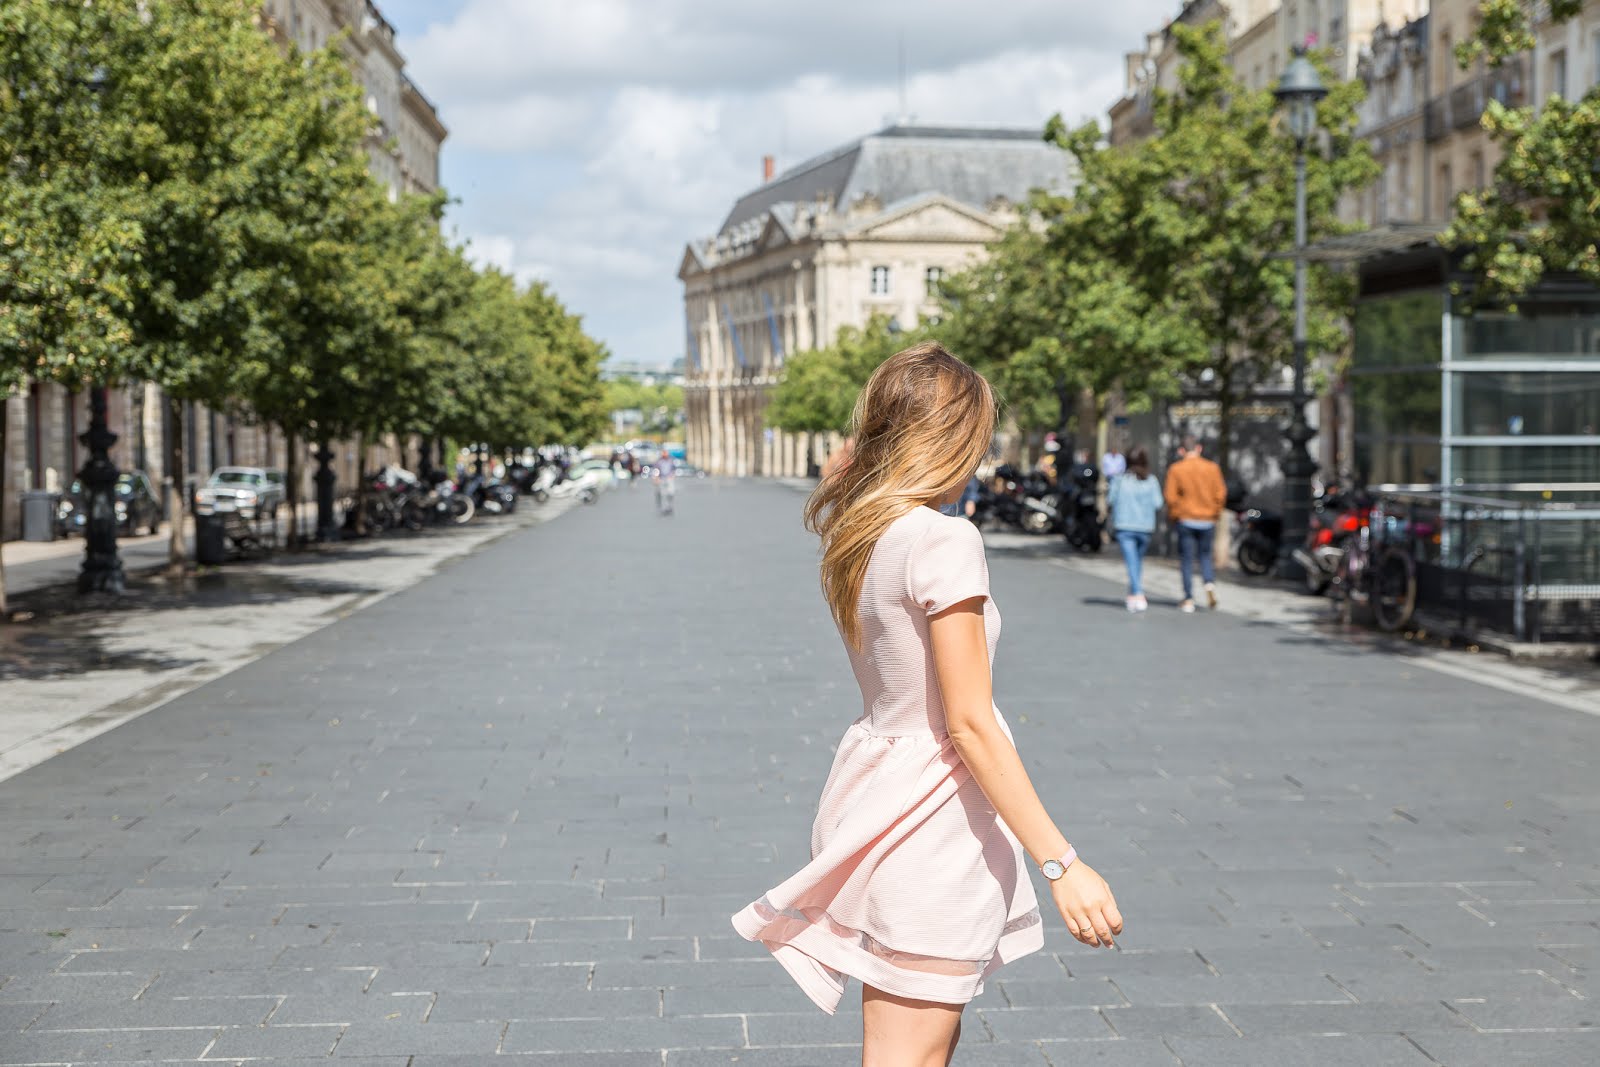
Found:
1424,60 -> 1527,143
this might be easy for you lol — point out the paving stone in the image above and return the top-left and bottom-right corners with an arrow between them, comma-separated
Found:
1220,1000 -> 1474,1036
1168,1034 -> 1436,1065
329,1020 -> 505,1057
202,1023 -> 344,1059
501,1015 -> 745,1053
1406,1029 -> 1600,1066
0,1026 -> 219,1062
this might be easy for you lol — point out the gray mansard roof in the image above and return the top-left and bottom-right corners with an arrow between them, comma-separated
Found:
717,124 -> 1075,236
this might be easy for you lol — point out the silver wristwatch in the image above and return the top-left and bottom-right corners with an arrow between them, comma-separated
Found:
1041,846 -> 1078,881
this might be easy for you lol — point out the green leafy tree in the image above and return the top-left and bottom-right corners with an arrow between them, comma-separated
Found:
0,0 -> 148,610
1029,22 -> 1375,469
767,315 -> 911,436
1447,2 -> 1599,301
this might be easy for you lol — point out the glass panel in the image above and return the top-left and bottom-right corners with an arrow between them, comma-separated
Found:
1455,308 -> 1600,361
1354,291 -> 1443,369
1351,370 -> 1442,438
1353,436 -> 1441,485
1453,372 -> 1600,436
1450,444 -> 1600,485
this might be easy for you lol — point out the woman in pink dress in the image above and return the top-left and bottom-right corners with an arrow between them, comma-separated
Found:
732,343 -> 1124,1064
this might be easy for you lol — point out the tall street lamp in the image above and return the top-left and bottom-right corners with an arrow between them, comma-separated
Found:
75,68 -> 126,595
1273,47 -> 1327,577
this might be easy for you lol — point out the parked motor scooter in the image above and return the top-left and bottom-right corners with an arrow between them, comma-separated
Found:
1056,460 -> 1103,552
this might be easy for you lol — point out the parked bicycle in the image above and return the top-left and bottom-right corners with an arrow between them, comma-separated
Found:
1330,500 -> 1418,633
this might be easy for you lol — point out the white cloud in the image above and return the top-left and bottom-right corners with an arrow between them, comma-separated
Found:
399,0 -> 1177,364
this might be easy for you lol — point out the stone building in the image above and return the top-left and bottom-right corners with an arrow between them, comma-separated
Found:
2,0 -> 446,542
678,125 -> 1076,477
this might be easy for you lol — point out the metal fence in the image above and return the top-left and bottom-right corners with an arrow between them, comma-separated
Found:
1371,488 -> 1600,644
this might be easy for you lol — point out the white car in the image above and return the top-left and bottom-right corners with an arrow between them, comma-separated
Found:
195,467 -> 285,519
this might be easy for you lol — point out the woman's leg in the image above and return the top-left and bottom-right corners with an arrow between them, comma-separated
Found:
1116,531 -> 1141,595
862,985 -> 963,1067
1128,531 -> 1149,595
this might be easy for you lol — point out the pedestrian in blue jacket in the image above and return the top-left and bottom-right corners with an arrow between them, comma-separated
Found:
1107,446 -> 1163,613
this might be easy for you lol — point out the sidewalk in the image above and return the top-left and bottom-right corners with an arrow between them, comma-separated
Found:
991,530 -> 1600,721
0,499 -> 574,784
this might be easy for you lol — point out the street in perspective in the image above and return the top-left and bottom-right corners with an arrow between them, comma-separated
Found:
5,1 -> 1600,1065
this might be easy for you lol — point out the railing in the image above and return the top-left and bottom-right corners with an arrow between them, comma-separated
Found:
1422,59 -> 1527,143
1372,487 -> 1599,644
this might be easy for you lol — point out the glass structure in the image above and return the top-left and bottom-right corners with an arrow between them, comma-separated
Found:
1350,284 -> 1600,502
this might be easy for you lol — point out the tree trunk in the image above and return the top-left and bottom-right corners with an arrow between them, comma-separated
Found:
0,396 -> 10,620
284,427 -> 300,546
165,393 -> 188,569
354,433 -> 369,537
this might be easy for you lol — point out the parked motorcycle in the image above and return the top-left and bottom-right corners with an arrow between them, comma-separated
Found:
1292,488 -> 1368,595
530,465 -> 599,505
462,472 -> 518,516
1055,460 -> 1103,552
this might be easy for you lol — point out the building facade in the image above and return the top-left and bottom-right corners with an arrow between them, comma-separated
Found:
2,0 -> 446,542
679,126 -> 1077,477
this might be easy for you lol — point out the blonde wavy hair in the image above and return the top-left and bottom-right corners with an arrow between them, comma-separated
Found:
804,341 -> 997,647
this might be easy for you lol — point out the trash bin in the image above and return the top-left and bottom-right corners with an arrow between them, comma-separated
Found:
194,511 -> 227,565
21,491 -> 58,542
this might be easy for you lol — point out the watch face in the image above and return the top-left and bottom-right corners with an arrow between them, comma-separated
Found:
1041,859 -> 1065,880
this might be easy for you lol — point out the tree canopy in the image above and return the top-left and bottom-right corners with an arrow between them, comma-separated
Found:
1446,1 -> 1600,301
0,0 -> 608,599
936,22 -> 1375,467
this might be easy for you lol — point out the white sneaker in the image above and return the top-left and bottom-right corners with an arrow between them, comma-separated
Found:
1134,595 -> 1148,612
1205,582 -> 1218,610
1179,599 -> 1196,614
1126,596 -> 1140,613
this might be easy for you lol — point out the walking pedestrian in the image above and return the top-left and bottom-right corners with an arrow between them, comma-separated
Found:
1107,446 -> 1162,613
652,449 -> 677,516
732,342 -> 1122,1062
1164,434 -> 1228,613
1101,445 -> 1127,480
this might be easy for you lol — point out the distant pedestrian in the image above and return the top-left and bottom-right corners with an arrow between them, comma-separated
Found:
652,449 -> 677,516
1101,446 -> 1127,480
1107,446 -> 1162,613
1164,435 -> 1228,613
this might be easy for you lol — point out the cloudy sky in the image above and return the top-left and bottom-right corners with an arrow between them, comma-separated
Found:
376,0 -> 1177,368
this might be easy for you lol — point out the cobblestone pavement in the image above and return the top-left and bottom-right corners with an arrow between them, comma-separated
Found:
2,479 -> 1597,1066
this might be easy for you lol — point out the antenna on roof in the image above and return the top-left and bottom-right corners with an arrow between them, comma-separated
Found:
896,32 -> 910,126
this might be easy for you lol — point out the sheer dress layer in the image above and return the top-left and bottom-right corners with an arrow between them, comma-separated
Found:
731,507 -> 1043,1013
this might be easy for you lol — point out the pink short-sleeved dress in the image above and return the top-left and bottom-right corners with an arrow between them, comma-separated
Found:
731,506 -> 1044,1013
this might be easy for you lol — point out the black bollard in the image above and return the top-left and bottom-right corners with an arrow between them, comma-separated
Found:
314,442 -> 338,542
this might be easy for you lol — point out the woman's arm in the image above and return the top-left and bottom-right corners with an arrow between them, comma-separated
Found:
929,601 -> 1123,948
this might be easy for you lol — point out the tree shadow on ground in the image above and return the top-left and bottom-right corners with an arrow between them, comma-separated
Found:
0,558 -> 379,682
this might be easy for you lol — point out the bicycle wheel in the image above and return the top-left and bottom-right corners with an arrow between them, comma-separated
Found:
1371,546 -> 1418,633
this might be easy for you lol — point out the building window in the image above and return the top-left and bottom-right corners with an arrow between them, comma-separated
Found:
924,266 -> 944,296
1438,162 -> 1453,213
870,265 -> 891,296
1549,49 -> 1568,100
1469,150 -> 1485,191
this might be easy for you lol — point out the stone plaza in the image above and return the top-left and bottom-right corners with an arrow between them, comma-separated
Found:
1,480 -> 1597,1065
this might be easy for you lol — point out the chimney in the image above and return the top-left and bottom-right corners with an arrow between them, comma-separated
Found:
762,155 -> 775,183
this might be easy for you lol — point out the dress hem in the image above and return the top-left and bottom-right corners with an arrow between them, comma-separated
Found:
731,902 -> 1045,1014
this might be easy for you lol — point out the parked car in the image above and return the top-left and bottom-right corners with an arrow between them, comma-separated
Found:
56,470 -> 163,537
195,466 -> 285,520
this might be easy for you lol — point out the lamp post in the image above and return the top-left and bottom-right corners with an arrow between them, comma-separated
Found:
75,70 -> 125,595
1273,47 -> 1328,578
77,385 -> 126,594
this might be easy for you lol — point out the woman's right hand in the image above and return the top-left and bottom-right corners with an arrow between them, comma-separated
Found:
1049,862 -> 1123,948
